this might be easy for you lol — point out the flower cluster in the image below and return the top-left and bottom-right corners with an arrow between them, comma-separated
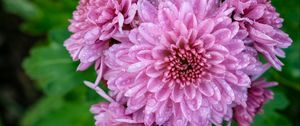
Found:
64,0 -> 292,126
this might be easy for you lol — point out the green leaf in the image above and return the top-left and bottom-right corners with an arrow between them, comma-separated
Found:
2,0 -> 39,19
21,96 -> 94,126
49,28 -> 72,44
252,91 -> 292,126
21,0 -> 77,34
22,29 -> 96,96
273,0 -> 300,81
283,41 -> 300,81
3,0 -> 77,35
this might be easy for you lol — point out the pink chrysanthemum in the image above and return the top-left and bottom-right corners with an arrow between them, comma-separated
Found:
64,0 -> 137,71
102,0 -> 264,125
233,79 -> 277,126
228,0 -> 292,70
63,0 -> 293,125
91,102 -> 143,126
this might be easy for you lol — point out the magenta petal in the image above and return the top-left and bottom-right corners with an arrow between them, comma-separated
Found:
207,51 -> 224,64
145,66 -> 164,78
152,46 -> 168,59
127,61 -> 152,72
138,0 -> 158,22
115,74 -> 134,89
124,3 -> 137,23
158,1 -> 178,29
198,19 -> 215,36
125,83 -> 145,97
209,65 -> 226,75
156,100 -> 172,124
193,0 -> 207,19
138,23 -> 160,45
155,84 -> 172,101
199,81 -> 214,97
186,91 -> 202,111
209,44 -> 229,55
225,71 -> 238,84
127,95 -> 147,114
249,27 -> 276,45
184,85 -> 196,99
202,34 -> 215,49
213,28 -> 232,44
217,79 -> 235,101
224,39 -> 245,55
235,71 -> 251,87
180,101 -> 192,121
245,5 -> 266,20
145,98 -> 160,114
211,82 -> 221,102
77,62 -> 93,71
147,77 -> 164,93
171,85 -> 184,102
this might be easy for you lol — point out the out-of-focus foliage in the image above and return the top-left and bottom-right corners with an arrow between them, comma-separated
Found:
22,95 -> 94,126
267,0 -> 300,91
2,0 -> 104,126
23,29 -> 97,95
1,0 -> 299,126
2,0 -> 38,19
3,0 -> 76,35
252,92 -> 291,126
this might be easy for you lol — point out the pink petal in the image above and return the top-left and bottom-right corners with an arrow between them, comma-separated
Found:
186,91 -> 202,111
147,77 -> 165,93
127,61 -> 152,72
245,5 -> 266,20
198,19 -> 215,36
155,84 -> 173,101
171,84 -> 184,102
213,28 -> 232,44
145,66 -> 164,78
199,81 -> 214,97
184,85 -> 196,99
201,34 -> 215,49
137,0 -> 158,22
125,83 -> 145,97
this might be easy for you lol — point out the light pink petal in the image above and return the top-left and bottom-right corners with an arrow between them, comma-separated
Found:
171,84 -> 184,102
245,5 -> 266,20
125,83 -> 145,97
184,85 -> 196,99
186,91 -> 202,111
127,61 -> 152,72
155,84 -> 173,101
213,28 -> 232,44
201,34 -> 215,49
147,77 -> 165,93
199,81 -> 214,97
137,0 -> 158,22
206,51 -> 225,65
198,19 -> 215,36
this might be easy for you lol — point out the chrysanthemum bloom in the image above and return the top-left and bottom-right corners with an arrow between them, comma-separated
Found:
242,46 -> 270,80
228,0 -> 292,70
91,102 -> 143,126
64,0 -> 137,71
102,0 -> 264,125
233,79 -> 277,126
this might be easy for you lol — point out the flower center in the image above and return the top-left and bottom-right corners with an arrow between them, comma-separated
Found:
164,45 -> 207,87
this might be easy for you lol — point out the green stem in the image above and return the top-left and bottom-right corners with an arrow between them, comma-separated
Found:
271,71 -> 300,92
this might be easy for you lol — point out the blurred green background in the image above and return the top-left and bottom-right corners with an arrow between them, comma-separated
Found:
0,0 -> 299,126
